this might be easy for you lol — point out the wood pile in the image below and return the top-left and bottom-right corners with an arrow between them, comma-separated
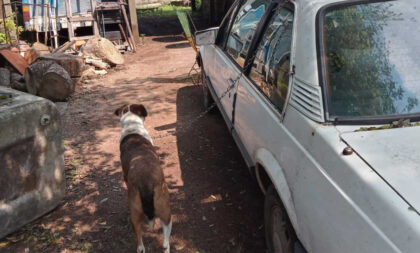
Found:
0,36 -> 125,101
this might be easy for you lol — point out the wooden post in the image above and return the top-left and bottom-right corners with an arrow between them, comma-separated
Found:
34,0 -> 39,42
90,0 -> 99,36
44,2 -> 48,44
127,0 -> 139,44
64,0 -> 74,41
119,0 -> 136,51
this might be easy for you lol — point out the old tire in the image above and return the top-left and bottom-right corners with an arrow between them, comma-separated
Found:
265,185 -> 297,253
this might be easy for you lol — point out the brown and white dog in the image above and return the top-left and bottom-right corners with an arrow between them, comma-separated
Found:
115,104 -> 172,253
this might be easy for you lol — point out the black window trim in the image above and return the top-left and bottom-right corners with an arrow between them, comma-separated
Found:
215,0 -> 243,50
244,0 -> 296,116
222,0 -> 276,71
316,0 -> 420,125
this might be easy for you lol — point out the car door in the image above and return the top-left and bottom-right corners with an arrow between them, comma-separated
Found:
234,3 -> 294,163
206,0 -> 271,124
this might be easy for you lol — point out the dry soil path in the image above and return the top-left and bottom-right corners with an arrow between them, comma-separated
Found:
0,36 -> 265,253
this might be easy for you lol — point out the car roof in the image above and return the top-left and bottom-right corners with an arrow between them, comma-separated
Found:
292,0 -> 358,10
293,0 -> 348,5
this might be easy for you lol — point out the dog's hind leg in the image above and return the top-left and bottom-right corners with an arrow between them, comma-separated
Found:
129,188 -> 145,253
137,239 -> 145,253
161,217 -> 172,253
154,183 -> 172,253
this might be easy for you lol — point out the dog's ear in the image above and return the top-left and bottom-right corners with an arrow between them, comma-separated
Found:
114,104 -> 128,116
130,104 -> 148,118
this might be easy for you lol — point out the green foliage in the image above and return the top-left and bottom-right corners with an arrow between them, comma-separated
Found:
137,0 -> 202,18
0,14 -> 24,43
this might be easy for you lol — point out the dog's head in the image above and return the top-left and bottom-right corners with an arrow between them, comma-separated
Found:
114,104 -> 148,119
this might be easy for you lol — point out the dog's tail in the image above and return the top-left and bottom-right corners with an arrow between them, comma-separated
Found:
139,184 -> 155,220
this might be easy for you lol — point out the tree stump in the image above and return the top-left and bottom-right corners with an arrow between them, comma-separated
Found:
32,42 -> 50,55
24,48 -> 41,65
39,53 -> 85,77
24,60 -> 74,101
24,43 -> 51,65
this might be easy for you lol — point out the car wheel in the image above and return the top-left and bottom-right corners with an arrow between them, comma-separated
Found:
201,71 -> 215,111
265,185 -> 297,253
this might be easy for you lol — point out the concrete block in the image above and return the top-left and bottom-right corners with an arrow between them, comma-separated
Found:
0,87 -> 65,239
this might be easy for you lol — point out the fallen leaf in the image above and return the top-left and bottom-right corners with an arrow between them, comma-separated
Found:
0,241 -> 9,247
175,245 -> 184,250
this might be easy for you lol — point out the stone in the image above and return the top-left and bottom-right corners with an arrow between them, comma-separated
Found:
0,68 -> 10,87
83,37 -> 124,65
0,87 -> 65,239
10,72 -> 26,92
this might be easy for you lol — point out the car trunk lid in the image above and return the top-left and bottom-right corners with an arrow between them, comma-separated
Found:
340,126 -> 420,214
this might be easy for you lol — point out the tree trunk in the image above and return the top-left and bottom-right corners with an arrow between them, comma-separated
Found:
191,0 -> 196,11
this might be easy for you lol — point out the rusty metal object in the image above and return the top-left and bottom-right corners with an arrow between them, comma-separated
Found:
0,49 -> 28,75
342,147 -> 354,156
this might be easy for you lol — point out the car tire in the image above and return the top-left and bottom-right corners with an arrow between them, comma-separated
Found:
265,185 -> 297,253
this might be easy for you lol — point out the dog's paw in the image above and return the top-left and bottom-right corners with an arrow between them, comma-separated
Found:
137,244 -> 145,253
163,243 -> 170,253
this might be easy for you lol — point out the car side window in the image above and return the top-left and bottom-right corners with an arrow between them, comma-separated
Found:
249,6 -> 294,112
216,1 -> 241,48
225,0 -> 270,67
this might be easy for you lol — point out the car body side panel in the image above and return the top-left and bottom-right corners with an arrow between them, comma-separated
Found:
201,1 -> 420,252
233,74 -> 400,252
201,45 -> 240,123
285,106 -> 420,253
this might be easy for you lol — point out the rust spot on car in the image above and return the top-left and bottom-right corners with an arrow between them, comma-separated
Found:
355,119 -> 420,132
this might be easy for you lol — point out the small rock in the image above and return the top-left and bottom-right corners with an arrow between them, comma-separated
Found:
94,69 -> 107,76
81,68 -> 97,80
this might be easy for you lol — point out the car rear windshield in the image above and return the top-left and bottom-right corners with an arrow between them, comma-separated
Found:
322,0 -> 420,119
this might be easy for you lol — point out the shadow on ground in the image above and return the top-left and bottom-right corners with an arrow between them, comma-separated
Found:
171,85 -> 266,252
0,39 -> 265,253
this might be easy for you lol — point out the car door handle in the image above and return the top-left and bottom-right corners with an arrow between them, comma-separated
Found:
228,78 -> 235,98
228,78 -> 235,85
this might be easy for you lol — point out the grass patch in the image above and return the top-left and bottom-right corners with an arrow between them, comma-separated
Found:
137,0 -> 202,18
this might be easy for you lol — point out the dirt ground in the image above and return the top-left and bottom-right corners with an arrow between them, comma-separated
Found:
0,35 -> 266,253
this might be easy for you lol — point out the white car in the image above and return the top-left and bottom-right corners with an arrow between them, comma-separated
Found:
196,0 -> 420,252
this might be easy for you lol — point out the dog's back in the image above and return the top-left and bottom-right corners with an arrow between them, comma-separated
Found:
120,133 -> 164,220
116,104 -> 172,253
